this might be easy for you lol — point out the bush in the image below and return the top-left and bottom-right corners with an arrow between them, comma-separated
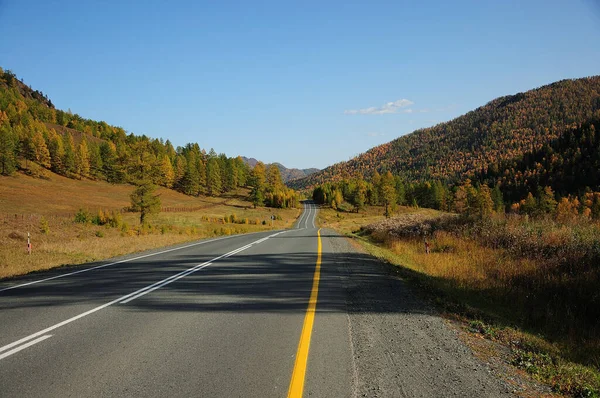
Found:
92,209 -> 107,225
74,208 -> 91,223
39,217 -> 50,234
95,230 -> 104,238
107,211 -> 122,228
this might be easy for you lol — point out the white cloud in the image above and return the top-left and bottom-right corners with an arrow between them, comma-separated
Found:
345,99 -> 414,115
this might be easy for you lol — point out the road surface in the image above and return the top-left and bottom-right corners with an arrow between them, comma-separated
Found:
0,202 -> 511,397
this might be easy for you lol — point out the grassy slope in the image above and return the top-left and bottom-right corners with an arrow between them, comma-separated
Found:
0,169 -> 300,279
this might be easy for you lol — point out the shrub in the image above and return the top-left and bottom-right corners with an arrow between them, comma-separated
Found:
40,217 -> 50,234
74,208 -> 91,223
92,209 -> 108,225
107,211 -> 122,228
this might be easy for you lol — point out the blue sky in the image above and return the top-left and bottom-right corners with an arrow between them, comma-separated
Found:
1,0 -> 599,169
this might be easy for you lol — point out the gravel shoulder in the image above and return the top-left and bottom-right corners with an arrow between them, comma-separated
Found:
324,229 -> 513,397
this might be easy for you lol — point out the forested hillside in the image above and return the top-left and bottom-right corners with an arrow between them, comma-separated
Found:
0,68 -> 299,209
292,76 -> 600,190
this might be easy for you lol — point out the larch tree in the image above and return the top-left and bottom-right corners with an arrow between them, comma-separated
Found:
181,152 -> 200,196
173,154 -> 187,186
47,131 -> 64,174
266,164 -> 283,191
249,161 -> 267,207
31,131 -> 51,168
476,185 -> 494,217
351,179 -> 367,212
0,123 -> 17,175
75,137 -> 90,178
207,157 -> 222,196
130,181 -> 161,225
159,155 -> 175,188
381,171 -> 396,217
62,132 -> 76,174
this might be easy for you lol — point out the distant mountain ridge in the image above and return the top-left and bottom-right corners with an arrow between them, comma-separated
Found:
290,76 -> 600,190
241,156 -> 319,183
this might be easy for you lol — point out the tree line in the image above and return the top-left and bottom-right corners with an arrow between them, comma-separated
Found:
313,169 -> 600,222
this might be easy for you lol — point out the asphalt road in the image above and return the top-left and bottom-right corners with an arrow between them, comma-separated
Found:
0,202 -> 511,397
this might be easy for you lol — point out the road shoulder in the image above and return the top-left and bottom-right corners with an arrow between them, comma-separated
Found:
324,228 -> 513,397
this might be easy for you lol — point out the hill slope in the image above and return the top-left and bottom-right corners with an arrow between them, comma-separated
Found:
0,68 -> 299,209
290,76 -> 600,190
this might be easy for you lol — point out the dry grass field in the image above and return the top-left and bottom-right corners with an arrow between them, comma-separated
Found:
0,171 -> 300,279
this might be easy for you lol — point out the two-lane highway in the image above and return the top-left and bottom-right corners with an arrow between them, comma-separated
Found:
0,202 -> 511,397
0,202 -> 336,397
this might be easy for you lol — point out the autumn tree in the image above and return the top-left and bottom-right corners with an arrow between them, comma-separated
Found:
31,131 -> 51,168
249,161 -> 267,207
99,142 -> 121,183
537,186 -> 557,215
130,182 -> 161,225
370,171 -> 381,205
47,131 -> 64,174
75,137 -> 90,178
351,179 -> 368,212
491,185 -> 504,213
62,132 -> 75,174
207,157 -> 222,196
266,164 -> 283,191
158,155 -> 175,188
0,123 -> 17,175
173,154 -> 187,186
381,171 -> 396,217
475,185 -> 494,217
180,152 -> 200,196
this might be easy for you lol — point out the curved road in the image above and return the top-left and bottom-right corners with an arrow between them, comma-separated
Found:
0,202 -> 511,397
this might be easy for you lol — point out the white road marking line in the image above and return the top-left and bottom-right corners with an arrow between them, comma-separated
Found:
119,262 -> 213,304
0,335 -> 53,360
297,203 -> 306,229
0,231 -> 287,360
304,204 -> 310,229
0,235 -> 240,293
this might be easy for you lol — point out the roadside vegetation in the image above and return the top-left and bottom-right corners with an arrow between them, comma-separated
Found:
318,200 -> 600,397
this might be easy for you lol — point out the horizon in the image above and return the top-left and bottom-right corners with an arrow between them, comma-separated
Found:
1,1 -> 599,169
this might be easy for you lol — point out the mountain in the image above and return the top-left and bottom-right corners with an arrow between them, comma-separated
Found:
241,156 -> 319,183
290,76 -> 600,190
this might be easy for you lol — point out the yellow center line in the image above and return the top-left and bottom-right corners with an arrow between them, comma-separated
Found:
287,228 -> 322,398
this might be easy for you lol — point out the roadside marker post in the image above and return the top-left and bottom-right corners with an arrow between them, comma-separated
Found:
27,232 -> 31,255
